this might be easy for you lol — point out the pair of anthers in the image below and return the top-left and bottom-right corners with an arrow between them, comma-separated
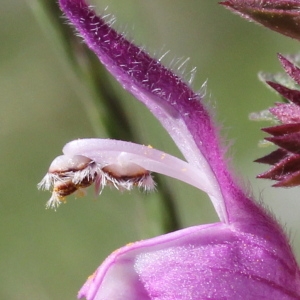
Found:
38,154 -> 154,209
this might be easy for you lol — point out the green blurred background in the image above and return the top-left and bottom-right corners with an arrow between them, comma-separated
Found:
1,0 -> 300,299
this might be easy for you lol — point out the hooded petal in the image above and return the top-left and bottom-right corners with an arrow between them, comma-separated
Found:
78,223 -> 300,300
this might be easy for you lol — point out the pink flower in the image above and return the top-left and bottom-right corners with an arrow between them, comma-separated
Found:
255,54 -> 300,187
39,0 -> 300,299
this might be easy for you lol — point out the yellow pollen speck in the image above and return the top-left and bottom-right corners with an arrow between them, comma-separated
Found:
87,271 -> 96,281
147,145 -> 153,148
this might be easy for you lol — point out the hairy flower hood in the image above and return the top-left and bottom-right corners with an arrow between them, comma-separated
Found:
38,0 -> 300,299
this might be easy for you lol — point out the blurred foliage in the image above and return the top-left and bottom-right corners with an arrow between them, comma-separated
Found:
1,0 -> 300,299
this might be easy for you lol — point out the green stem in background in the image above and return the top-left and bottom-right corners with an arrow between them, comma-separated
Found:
29,0 -> 181,234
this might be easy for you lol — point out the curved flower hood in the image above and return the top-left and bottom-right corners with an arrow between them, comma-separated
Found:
37,0 -> 300,299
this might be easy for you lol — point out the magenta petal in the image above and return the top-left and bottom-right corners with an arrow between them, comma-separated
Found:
78,223 -> 300,300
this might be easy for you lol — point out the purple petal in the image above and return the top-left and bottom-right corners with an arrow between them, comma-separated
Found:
78,223 -> 300,300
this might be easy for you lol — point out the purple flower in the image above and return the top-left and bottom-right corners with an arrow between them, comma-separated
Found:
221,0 -> 300,188
255,54 -> 300,187
38,0 -> 300,299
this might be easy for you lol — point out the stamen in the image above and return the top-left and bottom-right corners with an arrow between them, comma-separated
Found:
38,153 -> 155,209
101,163 -> 155,192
